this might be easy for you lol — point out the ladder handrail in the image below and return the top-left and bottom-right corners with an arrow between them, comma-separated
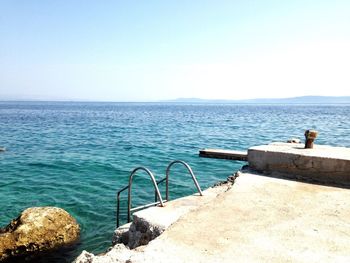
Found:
116,167 -> 165,227
156,160 -> 203,202
116,161 -> 203,228
127,167 -> 164,223
165,160 -> 203,200
116,184 -> 129,227
155,177 -> 167,202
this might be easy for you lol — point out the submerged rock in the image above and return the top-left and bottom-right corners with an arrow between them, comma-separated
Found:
0,206 -> 80,261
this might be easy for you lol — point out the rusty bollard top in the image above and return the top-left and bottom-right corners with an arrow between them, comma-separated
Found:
304,129 -> 318,149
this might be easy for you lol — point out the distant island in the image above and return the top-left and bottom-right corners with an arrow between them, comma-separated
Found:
162,96 -> 350,104
1,95 -> 350,104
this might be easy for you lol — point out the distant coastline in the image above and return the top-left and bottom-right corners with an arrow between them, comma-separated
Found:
1,96 -> 350,104
162,96 -> 350,104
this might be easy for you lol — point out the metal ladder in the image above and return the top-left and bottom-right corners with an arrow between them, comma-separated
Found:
116,160 -> 203,227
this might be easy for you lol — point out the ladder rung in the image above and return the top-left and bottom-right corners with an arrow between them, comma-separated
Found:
130,200 -> 167,213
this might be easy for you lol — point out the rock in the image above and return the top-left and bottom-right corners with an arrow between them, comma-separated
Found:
286,138 -> 301,144
126,213 -> 165,249
213,171 -> 240,187
112,223 -> 131,246
74,250 -> 96,263
74,244 -> 132,263
0,206 -> 80,261
112,215 -> 165,249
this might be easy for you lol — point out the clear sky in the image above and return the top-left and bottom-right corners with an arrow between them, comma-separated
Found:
1,0 -> 349,101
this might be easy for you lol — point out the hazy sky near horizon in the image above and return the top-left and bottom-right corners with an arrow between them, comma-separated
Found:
1,0 -> 349,101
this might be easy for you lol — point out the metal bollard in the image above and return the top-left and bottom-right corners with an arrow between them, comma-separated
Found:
304,130 -> 318,149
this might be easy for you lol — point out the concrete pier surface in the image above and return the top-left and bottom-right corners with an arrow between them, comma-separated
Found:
129,172 -> 350,263
76,171 -> 350,263
75,143 -> 350,263
135,173 -> 350,262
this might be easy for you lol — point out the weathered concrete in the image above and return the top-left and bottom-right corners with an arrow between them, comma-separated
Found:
74,170 -> 350,262
248,143 -> 350,186
0,207 -> 80,261
128,171 -> 350,263
113,183 -> 232,248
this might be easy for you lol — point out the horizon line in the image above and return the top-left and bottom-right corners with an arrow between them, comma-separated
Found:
1,95 -> 350,104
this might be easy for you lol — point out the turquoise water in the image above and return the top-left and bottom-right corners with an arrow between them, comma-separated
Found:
1,102 -> 349,262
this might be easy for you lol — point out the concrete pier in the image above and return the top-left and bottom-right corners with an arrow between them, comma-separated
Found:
199,148 -> 247,161
248,142 -> 350,186
129,171 -> 350,263
75,143 -> 350,263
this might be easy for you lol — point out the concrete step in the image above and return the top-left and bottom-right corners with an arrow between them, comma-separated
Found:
113,181 -> 233,249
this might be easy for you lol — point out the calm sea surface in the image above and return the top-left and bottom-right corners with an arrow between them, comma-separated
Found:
1,102 -> 349,262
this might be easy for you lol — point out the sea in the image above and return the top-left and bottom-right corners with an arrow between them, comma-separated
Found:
0,102 -> 349,262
